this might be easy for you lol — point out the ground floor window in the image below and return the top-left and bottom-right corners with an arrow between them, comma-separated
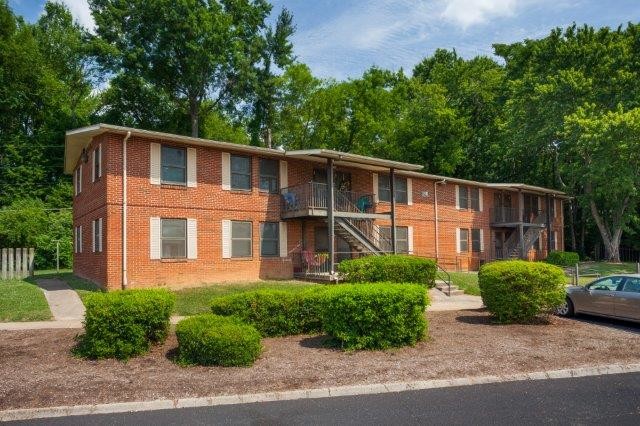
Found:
232,221 -> 252,257
458,228 -> 469,253
161,219 -> 186,259
471,229 -> 481,253
260,222 -> 279,257
379,226 -> 409,253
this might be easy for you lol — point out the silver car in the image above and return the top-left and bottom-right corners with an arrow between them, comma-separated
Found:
556,274 -> 640,322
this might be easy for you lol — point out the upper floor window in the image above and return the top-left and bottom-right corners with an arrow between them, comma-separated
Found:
259,158 -> 279,193
74,166 -> 82,195
93,144 -> 102,182
161,146 -> 186,185
378,175 -> 407,204
457,186 -> 481,211
161,218 -> 186,258
231,155 -> 251,190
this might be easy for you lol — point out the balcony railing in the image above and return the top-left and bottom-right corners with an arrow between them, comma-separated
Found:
490,208 -> 546,225
281,182 -> 376,214
291,250 -> 373,279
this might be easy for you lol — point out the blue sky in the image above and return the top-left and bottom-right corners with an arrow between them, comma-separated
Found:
9,0 -> 640,79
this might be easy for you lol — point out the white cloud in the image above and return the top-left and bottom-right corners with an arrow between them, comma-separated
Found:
57,0 -> 95,31
441,0 -> 519,28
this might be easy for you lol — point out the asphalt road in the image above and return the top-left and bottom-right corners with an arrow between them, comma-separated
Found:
11,372 -> 640,425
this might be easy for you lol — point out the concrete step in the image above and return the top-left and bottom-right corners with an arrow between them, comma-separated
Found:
435,283 -> 459,291
440,289 -> 465,296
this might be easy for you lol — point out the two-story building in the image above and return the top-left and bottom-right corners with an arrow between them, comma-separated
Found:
65,124 -> 568,290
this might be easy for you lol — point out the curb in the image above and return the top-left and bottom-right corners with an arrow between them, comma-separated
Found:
2,363 -> 640,421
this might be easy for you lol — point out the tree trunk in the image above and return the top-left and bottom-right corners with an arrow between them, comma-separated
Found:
263,127 -> 272,149
589,200 -> 622,262
189,97 -> 199,138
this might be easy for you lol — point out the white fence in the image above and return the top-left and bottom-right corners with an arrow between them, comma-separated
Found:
1,248 -> 35,280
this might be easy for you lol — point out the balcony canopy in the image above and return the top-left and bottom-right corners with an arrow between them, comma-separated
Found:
284,149 -> 423,172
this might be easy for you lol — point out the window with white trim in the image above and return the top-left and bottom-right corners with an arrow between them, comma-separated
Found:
161,219 -> 186,258
259,158 -> 279,193
92,218 -> 103,253
379,226 -> 409,253
471,229 -> 481,253
93,144 -> 102,182
260,222 -> 279,256
74,166 -> 82,195
459,229 -> 469,252
75,225 -> 83,253
231,221 -> 252,257
378,175 -> 408,204
161,146 -> 187,185
231,155 -> 251,190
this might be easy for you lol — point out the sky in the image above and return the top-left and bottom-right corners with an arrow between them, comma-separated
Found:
9,0 -> 640,79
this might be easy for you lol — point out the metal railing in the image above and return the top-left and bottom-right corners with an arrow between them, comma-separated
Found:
291,250 -> 374,279
281,182 -> 376,214
490,208 -> 548,224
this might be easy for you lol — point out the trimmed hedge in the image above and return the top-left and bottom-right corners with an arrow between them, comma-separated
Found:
338,255 -> 437,287
545,251 -> 580,267
478,260 -> 566,323
210,288 -> 326,337
175,314 -> 262,367
320,284 -> 428,350
74,289 -> 175,360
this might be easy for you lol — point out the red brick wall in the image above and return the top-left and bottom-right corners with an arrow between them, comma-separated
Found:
71,131 -> 567,289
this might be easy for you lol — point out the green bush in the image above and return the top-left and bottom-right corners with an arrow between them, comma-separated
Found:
211,287 -> 326,337
478,260 -> 566,323
338,255 -> 437,287
74,289 -> 175,360
175,314 -> 262,367
545,251 -> 580,267
321,284 -> 428,350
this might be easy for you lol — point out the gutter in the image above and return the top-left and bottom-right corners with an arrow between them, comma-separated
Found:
434,179 -> 447,261
122,131 -> 131,290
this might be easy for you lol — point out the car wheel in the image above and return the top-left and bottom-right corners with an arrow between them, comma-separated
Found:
556,297 -> 574,317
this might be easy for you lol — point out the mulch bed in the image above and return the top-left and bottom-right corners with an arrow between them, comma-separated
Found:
2,309 -> 640,410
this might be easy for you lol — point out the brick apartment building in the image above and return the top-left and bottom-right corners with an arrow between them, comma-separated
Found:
65,124 -> 568,290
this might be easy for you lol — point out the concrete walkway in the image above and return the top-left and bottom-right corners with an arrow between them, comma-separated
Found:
36,278 -> 86,321
427,288 -> 484,311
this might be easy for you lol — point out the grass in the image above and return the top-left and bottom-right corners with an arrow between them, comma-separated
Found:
35,271 -> 103,302
0,279 -> 51,321
448,272 -> 481,296
173,281 -> 321,316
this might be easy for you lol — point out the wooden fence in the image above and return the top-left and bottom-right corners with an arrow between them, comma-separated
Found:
1,248 -> 35,280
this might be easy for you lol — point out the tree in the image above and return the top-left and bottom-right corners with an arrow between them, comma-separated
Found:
562,105 -> 640,262
89,0 -> 279,138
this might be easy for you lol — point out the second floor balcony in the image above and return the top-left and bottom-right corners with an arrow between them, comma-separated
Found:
281,182 -> 390,219
490,207 -> 551,227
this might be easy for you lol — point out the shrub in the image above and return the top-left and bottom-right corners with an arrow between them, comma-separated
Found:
74,289 -> 175,360
175,314 -> 262,367
478,260 -> 566,323
338,255 -> 436,287
211,287 -> 326,337
320,284 -> 428,350
545,251 -> 580,267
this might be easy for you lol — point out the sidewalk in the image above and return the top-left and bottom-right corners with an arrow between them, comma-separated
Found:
37,278 -> 85,321
427,288 -> 484,311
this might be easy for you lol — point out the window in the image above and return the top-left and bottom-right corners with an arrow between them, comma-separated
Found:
622,277 -> 640,293
231,155 -> 251,190
93,145 -> 101,182
231,221 -> 252,257
379,226 -> 409,253
550,231 -> 557,251
161,219 -> 186,258
588,276 -> 624,292
75,226 -> 83,253
259,158 -> 279,193
92,218 -> 103,253
378,175 -> 408,204
260,222 -> 279,256
458,186 -> 468,209
471,229 -> 481,253
459,229 -> 469,252
161,146 -> 186,185
470,188 -> 480,211
75,166 -> 82,195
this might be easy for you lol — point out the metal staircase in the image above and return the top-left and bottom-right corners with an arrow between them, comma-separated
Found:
503,212 -> 546,259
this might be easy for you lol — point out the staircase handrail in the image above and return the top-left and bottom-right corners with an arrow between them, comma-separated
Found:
435,263 -> 452,295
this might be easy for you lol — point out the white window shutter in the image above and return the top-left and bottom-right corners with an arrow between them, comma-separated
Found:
221,220 -> 231,258
221,153 -> 231,190
187,147 -> 197,187
407,178 -> 413,205
279,160 -> 288,190
455,185 -> 460,209
480,229 -> 485,252
74,170 -> 78,196
74,227 -> 77,254
98,144 -> 102,178
79,165 -> 83,193
479,188 -> 484,212
150,217 -> 161,259
372,173 -> 379,203
187,218 -> 197,259
408,226 -> 414,254
279,222 -> 288,257
92,220 -> 96,253
91,150 -> 95,183
79,225 -> 83,253
456,228 -> 460,253
98,218 -> 103,252
150,143 -> 161,185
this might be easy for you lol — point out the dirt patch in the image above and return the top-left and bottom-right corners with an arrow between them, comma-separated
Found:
2,310 -> 640,410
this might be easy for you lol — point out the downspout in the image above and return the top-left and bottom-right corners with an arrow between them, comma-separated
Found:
434,179 -> 446,261
122,131 -> 131,290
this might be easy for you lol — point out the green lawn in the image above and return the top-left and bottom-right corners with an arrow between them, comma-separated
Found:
0,279 -> 51,321
448,272 -> 481,296
173,281 -> 321,316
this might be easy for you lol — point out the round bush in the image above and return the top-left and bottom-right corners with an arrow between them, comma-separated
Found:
338,255 -> 437,287
320,283 -> 429,350
545,251 -> 580,267
478,260 -> 566,323
176,314 -> 262,367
